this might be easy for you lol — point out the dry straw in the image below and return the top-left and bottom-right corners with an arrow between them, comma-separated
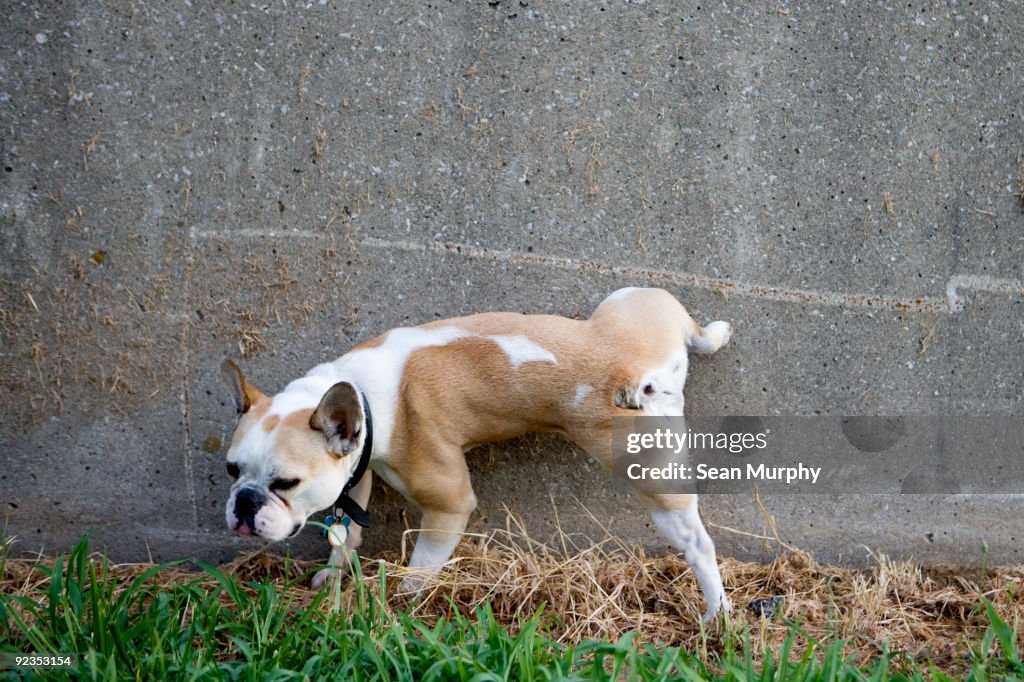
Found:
2,510 -> 1021,672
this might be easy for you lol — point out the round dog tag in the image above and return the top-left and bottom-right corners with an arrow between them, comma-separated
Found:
327,519 -> 349,547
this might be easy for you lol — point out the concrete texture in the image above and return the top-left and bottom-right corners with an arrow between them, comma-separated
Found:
1,2 -> 1022,568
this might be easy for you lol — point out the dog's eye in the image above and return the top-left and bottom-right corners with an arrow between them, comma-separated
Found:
226,462 -> 240,480
643,384 -> 655,396
270,478 -> 300,492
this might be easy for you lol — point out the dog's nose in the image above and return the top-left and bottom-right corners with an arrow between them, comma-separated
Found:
234,487 -> 267,533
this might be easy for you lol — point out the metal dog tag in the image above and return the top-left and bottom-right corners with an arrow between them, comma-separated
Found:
327,517 -> 350,547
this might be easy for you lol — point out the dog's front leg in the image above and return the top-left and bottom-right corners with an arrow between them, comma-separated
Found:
397,452 -> 477,591
312,472 -> 373,589
400,509 -> 474,591
312,545 -> 349,590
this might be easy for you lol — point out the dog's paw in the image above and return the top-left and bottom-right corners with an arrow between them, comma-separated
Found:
701,596 -> 733,625
399,573 -> 429,593
311,567 -> 346,590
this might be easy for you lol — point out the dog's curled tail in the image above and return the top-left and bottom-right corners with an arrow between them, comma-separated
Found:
686,318 -> 733,355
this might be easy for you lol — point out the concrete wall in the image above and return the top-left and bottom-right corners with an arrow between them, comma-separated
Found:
1,2 -> 1021,567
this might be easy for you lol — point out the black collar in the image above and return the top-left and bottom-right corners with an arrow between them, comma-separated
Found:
330,390 -> 373,528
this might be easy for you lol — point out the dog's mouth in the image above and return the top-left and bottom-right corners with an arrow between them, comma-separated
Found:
231,517 -> 303,541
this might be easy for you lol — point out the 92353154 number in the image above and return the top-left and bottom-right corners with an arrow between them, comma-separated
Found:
0,654 -> 77,670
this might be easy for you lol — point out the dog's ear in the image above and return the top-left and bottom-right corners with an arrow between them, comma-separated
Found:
310,381 -> 365,457
221,359 -> 268,415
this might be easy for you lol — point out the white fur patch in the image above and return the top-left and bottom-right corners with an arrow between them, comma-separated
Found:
604,287 -> 643,303
573,385 -> 593,406
371,460 -> 410,498
266,375 -> 336,419
632,353 -> 689,416
485,334 -> 557,369
257,326 -> 470,463
408,532 -> 462,572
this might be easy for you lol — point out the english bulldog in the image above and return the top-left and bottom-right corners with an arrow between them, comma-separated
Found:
221,287 -> 733,621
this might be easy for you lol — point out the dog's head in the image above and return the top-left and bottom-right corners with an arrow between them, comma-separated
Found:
219,359 -> 370,542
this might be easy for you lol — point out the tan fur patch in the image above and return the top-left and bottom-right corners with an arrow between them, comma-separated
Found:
283,408 -> 317,435
229,397 -> 271,447
262,414 -> 281,432
276,409 -> 332,469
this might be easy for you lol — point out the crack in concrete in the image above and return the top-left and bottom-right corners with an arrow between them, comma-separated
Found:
180,256 -> 199,528
945,274 -> 1023,313
360,237 -> 1022,315
188,228 -> 1022,315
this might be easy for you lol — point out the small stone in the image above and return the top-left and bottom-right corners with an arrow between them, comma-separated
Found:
748,596 -> 784,619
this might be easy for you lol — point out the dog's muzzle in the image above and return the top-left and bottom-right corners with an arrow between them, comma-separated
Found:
233,487 -> 267,536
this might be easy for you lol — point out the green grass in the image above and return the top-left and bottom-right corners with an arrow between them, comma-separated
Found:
1,537 -> 1021,681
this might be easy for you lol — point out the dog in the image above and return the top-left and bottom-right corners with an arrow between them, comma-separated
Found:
221,287 -> 733,621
